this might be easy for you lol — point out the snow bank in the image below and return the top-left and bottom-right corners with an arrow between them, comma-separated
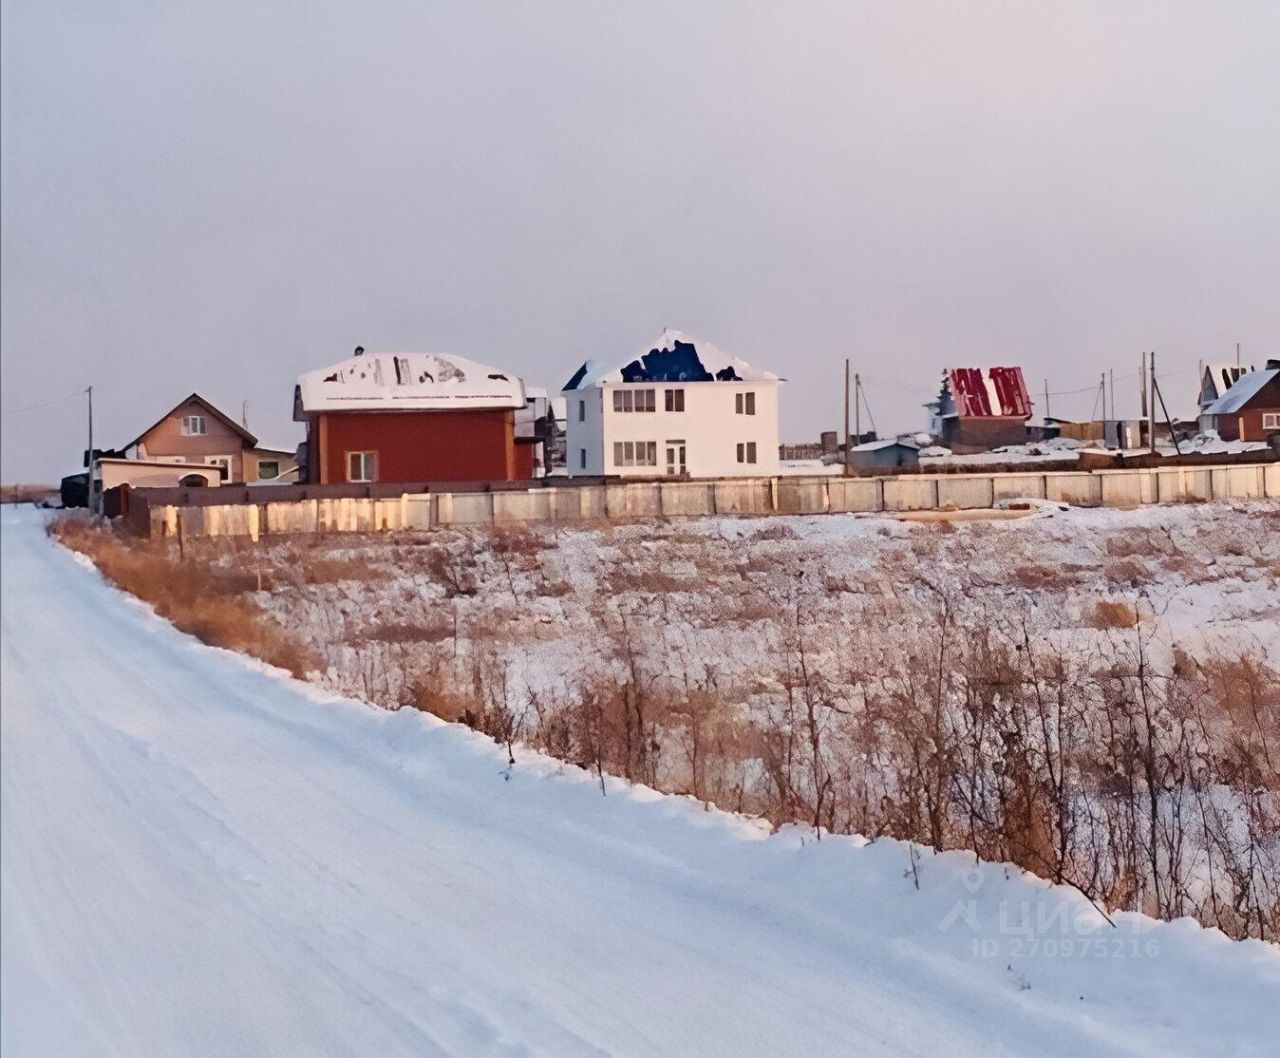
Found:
3,508 -> 1278,1057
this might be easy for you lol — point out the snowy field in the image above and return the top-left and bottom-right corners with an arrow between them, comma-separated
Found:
3,506 -> 1280,1056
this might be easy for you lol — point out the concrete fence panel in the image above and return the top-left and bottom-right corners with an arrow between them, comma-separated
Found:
990,474 -> 1047,503
660,481 -> 717,517
606,483 -> 662,518
402,495 -> 433,530
1045,473 -> 1102,507
493,490 -> 539,524
1099,471 -> 1148,507
1218,465 -> 1265,500
442,491 -> 496,526
937,476 -> 995,510
1265,463 -> 1280,498
882,477 -> 939,512
714,478 -> 773,515
577,486 -> 608,520
776,478 -> 829,514
827,478 -> 882,514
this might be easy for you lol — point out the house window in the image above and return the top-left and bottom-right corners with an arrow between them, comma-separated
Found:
612,441 -> 657,467
612,388 -> 656,413
1263,413 -> 1280,430
664,389 -> 685,412
347,451 -> 378,482
735,392 -> 756,415
736,442 -> 757,464
578,399 -> 586,422
257,460 -> 280,480
204,456 -> 231,480
181,415 -> 207,435
579,448 -> 587,470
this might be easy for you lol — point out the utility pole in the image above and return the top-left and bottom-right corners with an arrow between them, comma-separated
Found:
1149,351 -> 1158,454
1236,341 -> 1241,368
843,359 -> 850,475
86,385 -> 96,516
1043,378 -> 1050,422
1109,368 -> 1115,424
1152,358 -> 1182,456
1139,352 -> 1148,447
854,373 -> 861,449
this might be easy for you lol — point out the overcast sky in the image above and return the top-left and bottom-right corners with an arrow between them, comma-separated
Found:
3,1 -> 1278,482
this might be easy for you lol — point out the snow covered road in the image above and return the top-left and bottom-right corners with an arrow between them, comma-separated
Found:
2,508 -> 1277,1057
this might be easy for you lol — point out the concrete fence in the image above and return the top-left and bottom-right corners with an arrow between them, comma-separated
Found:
139,463 -> 1280,541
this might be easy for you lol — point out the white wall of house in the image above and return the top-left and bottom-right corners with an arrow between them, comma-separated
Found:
564,381 -> 780,478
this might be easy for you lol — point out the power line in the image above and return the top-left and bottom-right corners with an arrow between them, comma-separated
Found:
1,388 -> 96,417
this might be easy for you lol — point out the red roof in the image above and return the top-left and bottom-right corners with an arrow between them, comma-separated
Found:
948,367 -> 1032,419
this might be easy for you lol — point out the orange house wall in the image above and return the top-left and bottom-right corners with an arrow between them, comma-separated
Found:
315,409 -> 523,483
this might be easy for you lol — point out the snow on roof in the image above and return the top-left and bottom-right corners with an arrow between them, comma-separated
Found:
1202,367 -> 1279,416
296,351 -> 525,415
562,330 -> 780,390
943,367 -> 1032,419
852,438 -> 919,451
1200,362 -> 1257,406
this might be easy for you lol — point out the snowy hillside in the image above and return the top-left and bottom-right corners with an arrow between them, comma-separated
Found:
2,507 -> 1277,1057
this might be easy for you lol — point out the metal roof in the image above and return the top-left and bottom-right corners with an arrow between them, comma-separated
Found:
563,330 -> 780,390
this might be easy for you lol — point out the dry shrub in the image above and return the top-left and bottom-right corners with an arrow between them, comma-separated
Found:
408,673 -> 475,723
49,518 -> 316,677
364,619 -> 453,645
487,525 -> 542,563
302,554 -> 389,585
603,568 -> 689,594
0,484 -> 55,504
751,523 -> 798,542
1010,563 -> 1067,590
1103,557 -> 1147,587
1090,599 -> 1140,629
423,547 -> 478,597
735,552 -> 779,575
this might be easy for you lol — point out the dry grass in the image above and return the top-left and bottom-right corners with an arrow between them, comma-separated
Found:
302,554 -> 390,585
50,518 -> 316,677
0,484 -> 56,504
363,619 -> 454,645
1090,599 -> 1141,629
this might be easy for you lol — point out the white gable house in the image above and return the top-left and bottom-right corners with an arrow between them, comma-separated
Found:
562,330 -> 782,478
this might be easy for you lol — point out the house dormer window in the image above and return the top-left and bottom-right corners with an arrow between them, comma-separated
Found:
181,415 -> 207,435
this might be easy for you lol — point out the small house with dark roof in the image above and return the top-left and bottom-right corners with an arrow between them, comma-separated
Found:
561,330 -> 782,478
1198,361 -> 1280,442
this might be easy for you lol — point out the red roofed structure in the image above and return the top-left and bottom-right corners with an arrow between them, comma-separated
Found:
928,367 -> 1033,452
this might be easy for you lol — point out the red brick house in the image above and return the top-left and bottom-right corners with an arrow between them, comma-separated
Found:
1198,361 -> 1280,442
293,349 -> 533,484
927,367 -> 1033,453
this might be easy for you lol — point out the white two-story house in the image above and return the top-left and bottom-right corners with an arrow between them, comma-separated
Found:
562,330 -> 782,478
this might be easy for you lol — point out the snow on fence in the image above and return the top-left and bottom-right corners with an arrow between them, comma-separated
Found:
139,463 -> 1280,540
